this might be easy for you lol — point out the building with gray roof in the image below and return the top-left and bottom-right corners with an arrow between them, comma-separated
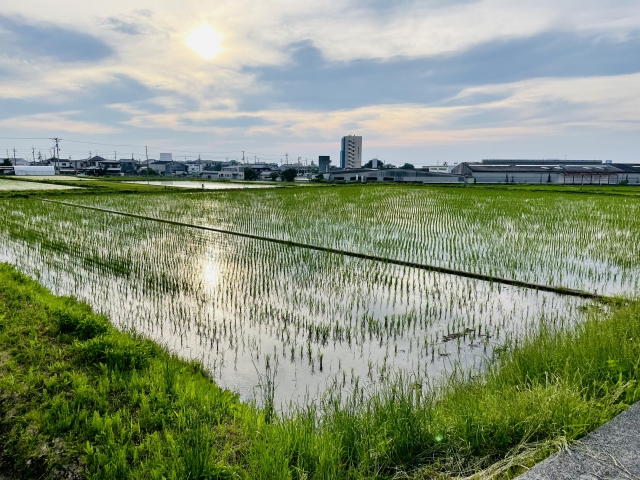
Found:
452,161 -> 640,185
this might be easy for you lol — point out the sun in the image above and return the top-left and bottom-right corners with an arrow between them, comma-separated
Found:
186,25 -> 223,59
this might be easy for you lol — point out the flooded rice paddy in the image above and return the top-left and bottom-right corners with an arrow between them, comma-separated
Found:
124,180 -> 277,190
72,186 -> 640,296
0,194 -> 594,405
0,178 -> 80,191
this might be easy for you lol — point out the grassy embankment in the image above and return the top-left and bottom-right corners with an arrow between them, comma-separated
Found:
0,263 -> 639,479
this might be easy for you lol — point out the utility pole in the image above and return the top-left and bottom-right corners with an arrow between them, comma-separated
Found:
242,151 -> 245,163
286,153 -> 288,165
32,147 -> 35,164
145,146 -> 149,181
13,148 -> 16,164
51,138 -> 60,160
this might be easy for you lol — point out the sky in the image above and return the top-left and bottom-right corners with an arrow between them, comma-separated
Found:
1,0 -> 639,165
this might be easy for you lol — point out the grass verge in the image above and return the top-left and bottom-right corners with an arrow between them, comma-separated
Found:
0,262 -> 638,479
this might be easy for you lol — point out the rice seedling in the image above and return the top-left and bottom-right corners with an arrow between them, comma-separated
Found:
70,184 -> 640,295
0,196 -> 592,405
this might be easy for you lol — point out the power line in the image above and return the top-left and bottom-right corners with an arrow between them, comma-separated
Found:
2,135 -> 288,161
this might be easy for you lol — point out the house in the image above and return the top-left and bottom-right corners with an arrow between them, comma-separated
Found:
99,160 -> 123,175
118,160 -> 140,175
148,161 -> 188,175
219,165 -> 244,180
49,158 -> 76,175
259,170 -> 277,180
185,162 -> 203,174
75,156 -> 107,175
244,163 -> 278,175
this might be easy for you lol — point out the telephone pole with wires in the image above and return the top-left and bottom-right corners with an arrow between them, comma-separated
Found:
51,138 -> 60,160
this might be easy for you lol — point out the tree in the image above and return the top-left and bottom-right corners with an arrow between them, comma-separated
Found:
400,163 -> 415,169
363,159 -> 377,168
139,168 -> 158,176
269,171 -> 280,181
244,167 -> 258,181
280,168 -> 297,182
1,158 -> 11,166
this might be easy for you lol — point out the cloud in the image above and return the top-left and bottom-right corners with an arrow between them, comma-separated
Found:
0,112 -> 122,134
105,18 -> 143,35
112,72 -> 640,147
241,31 -> 640,111
0,15 -> 113,63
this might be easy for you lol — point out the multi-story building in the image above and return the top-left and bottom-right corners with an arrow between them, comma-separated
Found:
340,136 -> 362,169
319,156 -> 331,173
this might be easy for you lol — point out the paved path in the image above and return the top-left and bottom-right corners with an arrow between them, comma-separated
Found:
518,402 -> 640,479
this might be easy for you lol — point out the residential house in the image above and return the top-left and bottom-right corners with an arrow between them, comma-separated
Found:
220,165 -> 244,180
149,160 -> 188,175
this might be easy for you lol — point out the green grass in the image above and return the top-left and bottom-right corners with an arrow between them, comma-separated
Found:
0,263 -> 247,479
1,262 -> 639,479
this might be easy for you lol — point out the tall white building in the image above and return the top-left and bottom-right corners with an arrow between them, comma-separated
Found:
340,136 -> 362,169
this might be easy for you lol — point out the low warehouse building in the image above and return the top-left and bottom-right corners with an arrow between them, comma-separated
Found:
612,164 -> 640,185
452,160 -> 639,185
327,168 -> 465,184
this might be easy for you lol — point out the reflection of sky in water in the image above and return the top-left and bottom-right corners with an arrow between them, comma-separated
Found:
0,179 -> 80,191
0,207 -> 589,407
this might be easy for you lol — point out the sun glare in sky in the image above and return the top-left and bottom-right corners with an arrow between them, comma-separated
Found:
186,24 -> 223,59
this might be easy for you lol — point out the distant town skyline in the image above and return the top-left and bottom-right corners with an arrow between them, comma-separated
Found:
1,1 -> 640,164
